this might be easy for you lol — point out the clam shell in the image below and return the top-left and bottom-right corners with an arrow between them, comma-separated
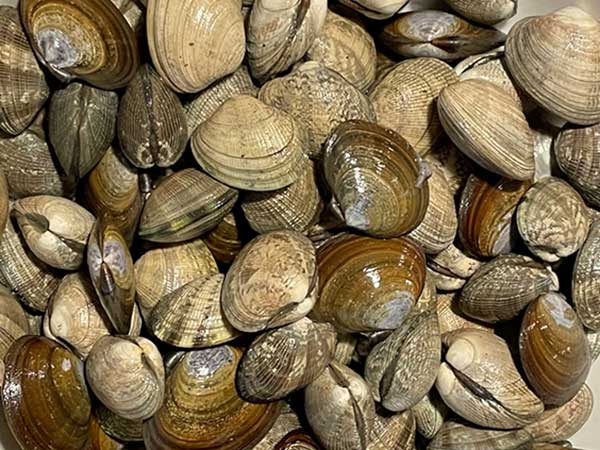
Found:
428,244 -> 482,280
438,78 -> 535,180
367,410 -> 415,450
412,390 -> 448,440
25,310 -> 43,336
505,7 -> 600,125
20,0 -> 140,89
222,230 -> 317,333
334,333 -> 357,366
0,6 -> 49,136
89,413 -> 125,450
459,253 -> 559,323
587,329 -> 600,361
337,0 -> 409,20
313,233 -> 425,333
258,61 -> 375,158
2,336 -> 91,450
247,0 -> 327,82
520,292 -> 592,406
237,317 -> 336,402
437,292 -> 494,335
428,267 -> 466,292
269,430 -> 322,450
429,420 -> 533,450
370,58 -> 458,156
323,120 -> 430,238
573,220 -> 600,331
412,273 -> 437,315
443,0 -> 517,24
0,287 -> 29,381
253,411 -> 304,450
147,0 -> 245,93
517,177 -> 590,262
204,212 -> 245,265
424,141 -> 475,196
96,404 -> 143,443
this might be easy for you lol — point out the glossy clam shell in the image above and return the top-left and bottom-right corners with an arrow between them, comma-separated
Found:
204,212 -> 245,265
0,6 -> 49,136
437,292 -> 494,335
222,230 -> 317,333
367,410 -> 415,450
258,61 -> 375,158
323,120 -> 430,238
438,78 -> 535,180
443,0 -> 517,24
517,177 -> 590,262
412,390 -> 448,440
370,58 -> 458,155
459,253 -> 559,323
573,220 -> 600,331
143,346 -> 281,450
20,0 -> 140,89
520,292 -> 592,406
2,336 -> 91,450
0,287 -> 29,381
237,317 -> 336,402
428,420 -> 533,450
313,234 -> 425,333
505,7 -> 600,125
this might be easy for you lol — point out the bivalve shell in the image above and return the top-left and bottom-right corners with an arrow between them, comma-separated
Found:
443,0 -> 517,25
337,0 -> 409,20
367,410 -> 415,450
412,391 -> 448,440
573,221 -> 600,331
204,212 -> 245,266
0,287 -> 29,382
429,420 -> 533,450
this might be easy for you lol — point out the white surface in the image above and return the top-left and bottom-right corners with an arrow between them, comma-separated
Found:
0,0 -> 599,449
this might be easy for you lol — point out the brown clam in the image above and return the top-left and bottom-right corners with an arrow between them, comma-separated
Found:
323,120 -> 430,238
573,221 -> 600,331
520,292 -> 592,406
370,58 -> 458,156
222,230 -> 317,333
412,391 -> 448,440
459,253 -> 559,323
0,287 -> 29,381
204,212 -> 246,266
258,61 -> 375,158
517,177 -> 590,262
2,336 -> 91,450
138,169 -> 238,243
412,273 -> 437,315
443,0 -> 517,25
437,292 -> 494,336
367,410 -> 416,450
313,234 -> 426,333
143,346 -> 281,450
0,6 -> 49,136
428,420 -> 533,450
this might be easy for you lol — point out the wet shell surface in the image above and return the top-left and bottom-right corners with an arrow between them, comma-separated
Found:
443,0 -> 517,24
428,420 -> 533,450
0,288 -> 29,381
573,220 -> 600,331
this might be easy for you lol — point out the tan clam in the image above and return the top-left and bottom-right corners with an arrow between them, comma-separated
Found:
428,267 -> 466,292
412,391 -> 448,440
335,333 -> 358,366
89,413 -> 126,450
573,220 -> 600,331
437,292 -> 494,336
258,61 -> 375,158
517,177 -> 590,262
204,212 -> 246,265
428,244 -> 482,281
428,420 -> 533,450
367,410 -> 416,450
25,310 -> 43,336
247,0 -> 327,82
0,287 -> 29,381
192,95 -> 308,191
505,7 -> 600,125
443,0 -> 517,24
222,230 -> 317,333
438,78 -> 535,180
370,58 -> 459,156
147,0 -> 245,93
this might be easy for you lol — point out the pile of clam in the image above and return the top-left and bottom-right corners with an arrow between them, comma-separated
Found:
1,0 -> 600,449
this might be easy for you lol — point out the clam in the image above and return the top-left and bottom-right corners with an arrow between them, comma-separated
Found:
268,431 -> 322,450
89,414 -> 126,450
505,7 -> 600,125
87,218 -> 136,334
313,234 -> 425,333
573,220 -> 600,331
517,177 -> 590,262
412,274 -> 437,315
428,267 -> 466,292
443,0 -> 517,25
48,82 -> 118,179
323,120 -> 430,238
304,362 -> 375,450
368,410 -> 416,450
147,0 -> 245,93
520,292 -> 592,406
222,230 -> 317,333
370,58 -> 459,156
118,65 -> 187,169
429,420 -> 534,450
335,333 -> 358,366
365,311 -> 441,411
25,310 -> 43,336
306,11 -> 376,92
86,336 -> 165,421
192,95 -> 308,191
337,0 -> 409,20
428,244 -> 482,280
20,0 -> 140,89
204,212 -> 246,265
143,346 -> 281,450
412,391 -> 448,440
0,6 -> 49,136
437,292 -> 494,335
2,336 -> 91,450
247,0 -> 327,82
96,404 -> 144,443
138,168 -> 238,243
424,141 -> 475,196
587,329 -> 600,361
237,317 -> 336,402
380,11 -> 506,60
0,287 -> 29,381
438,79 -> 535,180
258,61 -> 375,158
43,273 -> 111,359
437,329 -> 544,429
459,253 -> 559,323
459,174 -> 530,258
525,384 -> 593,443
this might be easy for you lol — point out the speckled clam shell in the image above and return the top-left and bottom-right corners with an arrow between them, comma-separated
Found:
0,287 -> 29,381
573,220 -> 600,331
367,410 -> 415,450
437,292 -> 494,336
428,420 -> 533,450
337,0 -> 409,20
204,212 -> 245,266
412,390 -> 448,440
443,0 -> 517,24
517,177 -> 590,262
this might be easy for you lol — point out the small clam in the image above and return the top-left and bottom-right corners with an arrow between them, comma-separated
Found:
520,292 -> 592,406
428,267 -> 466,292
438,79 -> 535,180
517,177 -> 590,262
505,7 -> 600,125
247,0 -> 327,82
370,58 -> 459,156
253,410 -> 302,450
412,390 -> 448,440
237,317 -> 336,402
380,11 -> 506,60
437,292 -> 494,335
86,336 -> 165,421
443,0 -> 517,25
428,244 -> 482,280
367,410 -> 416,450
365,311 -> 441,411
304,362 -> 375,450
96,404 -> 144,443
459,253 -> 559,323
222,230 -> 317,332
313,234 -> 425,333
573,220 -> 600,331
204,212 -> 246,265
0,287 -> 29,381
270,430 -> 322,450
429,420 -> 533,450
335,333 -> 358,366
